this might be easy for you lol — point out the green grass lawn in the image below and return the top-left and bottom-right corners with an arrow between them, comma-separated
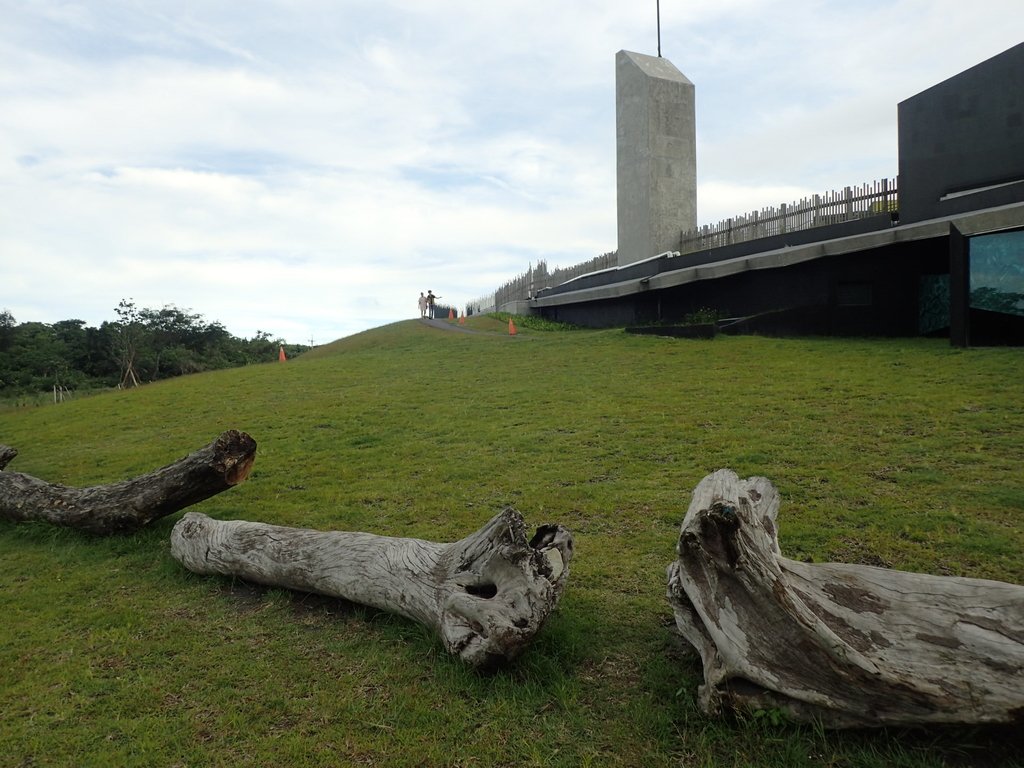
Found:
2,319 -> 1023,767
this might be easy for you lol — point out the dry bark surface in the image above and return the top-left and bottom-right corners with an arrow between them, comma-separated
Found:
171,507 -> 573,669
667,469 -> 1024,728
0,430 -> 256,534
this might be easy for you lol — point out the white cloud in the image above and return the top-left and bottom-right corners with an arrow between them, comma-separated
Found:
1,0 -> 1021,342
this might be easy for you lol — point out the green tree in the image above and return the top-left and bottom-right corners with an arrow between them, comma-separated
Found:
2,322 -> 70,392
140,305 -> 205,378
52,320 -> 90,374
245,330 -> 281,363
112,299 -> 145,387
971,286 -> 1024,317
0,302 -> 306,398
0,310 -> 17,389
0,309 -> 14,352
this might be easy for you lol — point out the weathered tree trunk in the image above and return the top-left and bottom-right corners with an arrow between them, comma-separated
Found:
667,469 -> 1024,728
171,508 -> 573,669
0,430 -> 256,534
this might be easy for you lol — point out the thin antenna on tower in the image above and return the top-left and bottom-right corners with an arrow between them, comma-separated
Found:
656,0 -> 662,57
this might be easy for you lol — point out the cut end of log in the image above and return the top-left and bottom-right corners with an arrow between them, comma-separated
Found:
213,430 -> 257,485
440,508 -> 574,669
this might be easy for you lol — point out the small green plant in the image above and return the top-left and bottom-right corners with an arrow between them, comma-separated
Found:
682,307 -> 721,325
487,311 -> 581,332
752,707 -> 790,728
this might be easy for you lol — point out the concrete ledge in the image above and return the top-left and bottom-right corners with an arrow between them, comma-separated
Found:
530,201 -> 1024,310
496,300 -> 535,315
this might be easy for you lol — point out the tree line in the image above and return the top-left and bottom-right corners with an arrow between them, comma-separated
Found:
0,300 -> 309,397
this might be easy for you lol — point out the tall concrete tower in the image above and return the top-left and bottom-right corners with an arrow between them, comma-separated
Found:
616,50 -> 696,266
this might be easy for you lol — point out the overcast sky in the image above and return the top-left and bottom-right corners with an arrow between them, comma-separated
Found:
2,1 -> 1020,344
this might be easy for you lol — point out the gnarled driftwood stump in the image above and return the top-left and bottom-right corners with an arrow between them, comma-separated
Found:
667,469 -> 1024,728
171,508 -> 573,669
0,431 -> 256,534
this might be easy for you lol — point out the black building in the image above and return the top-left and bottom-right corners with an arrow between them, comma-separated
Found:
532,43 -> 1024,346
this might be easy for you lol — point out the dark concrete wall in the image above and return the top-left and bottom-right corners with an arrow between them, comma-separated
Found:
540,239 -> 949,337
542,296 -> 647,328
898,43 -> 1024,224
969,308 -> 1024,346
654,245 -> 939,337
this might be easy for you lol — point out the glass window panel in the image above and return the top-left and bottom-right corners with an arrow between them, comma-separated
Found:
969,229 -> 1024,317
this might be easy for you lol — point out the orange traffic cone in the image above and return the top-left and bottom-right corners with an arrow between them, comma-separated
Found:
278,345 -> 287,362
458,312 -> 466,325
448,308 -> 455,320
508,317 -> 517,336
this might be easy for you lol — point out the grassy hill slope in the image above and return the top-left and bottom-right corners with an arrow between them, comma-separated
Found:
2,319 -> 1023,767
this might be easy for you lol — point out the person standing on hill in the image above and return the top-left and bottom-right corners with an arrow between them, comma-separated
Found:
418,292 -> 428,318
426,290 -> 440,319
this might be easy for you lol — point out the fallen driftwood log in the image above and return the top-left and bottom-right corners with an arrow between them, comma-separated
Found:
0,430 -> 256,534
667,469 -> 1024,728
171,508 -> 573,669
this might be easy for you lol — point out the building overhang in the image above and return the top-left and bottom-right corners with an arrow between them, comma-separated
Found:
530,201 -> 1024,309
